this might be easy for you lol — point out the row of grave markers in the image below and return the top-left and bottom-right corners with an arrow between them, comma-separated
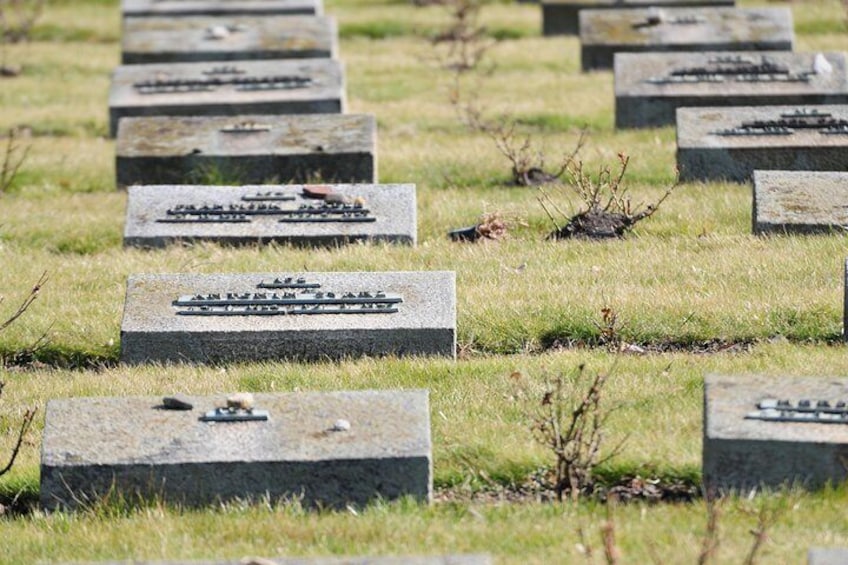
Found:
536,0 -> 848,528
40,6 -> 464,562
36,1 -> 848,558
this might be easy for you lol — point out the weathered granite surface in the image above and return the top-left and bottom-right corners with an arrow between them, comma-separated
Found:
703,374 -> 848,493
109,59 -> 345,137
124,183 -> 417,247
120,271 -> 456,363
121,0 -> 322,17
41,390 -> 432,510
88,556 -> 492,565
580,7 -> 793,71
115,114 -> 376,187
808,548 -> 848,565
122,15 -> 337,64
542,0 -> 734,36
676,104 -> 848,183
753,170 -> 848,234
615,51 -> 848,128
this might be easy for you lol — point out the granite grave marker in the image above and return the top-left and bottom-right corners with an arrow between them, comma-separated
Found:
615,51 -> 848,129
41,390 -> 432,509
120,271 -> 456,363
121,0 -> 323,17
542,0 -> 734,37
109,59 -> 345,137
580,7 -> 794,71
753,170 -> 848,235
124,183 -> 417,247
808,548 -> 848,565
115,114 -> 376,187
122,15 -> 337,64
677,105 -> 848,182
704,374 -> 848,493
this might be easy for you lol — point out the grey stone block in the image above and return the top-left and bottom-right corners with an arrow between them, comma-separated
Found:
676,104 -> 848,183
115,114 -> 376,187
808,548 -> 848,565
120,271 -> 456,364
87,556 -> 492,565
703,374 -> 848,493
122,15 -> 337,64
542,0 -> 733,37
41,390 -> 432,510
580,7 -> 793,71
122,0 -> 322,17
108,59 -> 346,137
123,183 -> 417,247
615,51 -> 848,129
753,170 -> 848,234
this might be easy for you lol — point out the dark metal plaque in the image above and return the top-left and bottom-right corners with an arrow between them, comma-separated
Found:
647,55 -> 812,85
745,398 -> 848,424
715,109 -> 848,136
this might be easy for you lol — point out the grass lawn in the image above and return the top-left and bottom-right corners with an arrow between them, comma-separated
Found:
1,0 -> 848,562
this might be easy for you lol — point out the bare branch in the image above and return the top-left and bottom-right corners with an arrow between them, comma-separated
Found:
0,271 -> 47,332
0,406 -> 36,477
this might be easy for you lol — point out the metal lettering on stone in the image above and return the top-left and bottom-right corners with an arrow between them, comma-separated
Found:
173,280 -> 403,316
647,56 -> 813,85
745,398 -> 848,424
200,406 -> 270,422
134,74 -> 312,95
156,200 -> 375,224
715,109 -> 848,136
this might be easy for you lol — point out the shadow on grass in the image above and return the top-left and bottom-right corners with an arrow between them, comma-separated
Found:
1,344 -> 117,371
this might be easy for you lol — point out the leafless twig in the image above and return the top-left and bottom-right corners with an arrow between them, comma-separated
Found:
0,271 -> 46,332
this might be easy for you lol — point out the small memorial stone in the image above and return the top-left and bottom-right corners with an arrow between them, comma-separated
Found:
704,374 -> 848,493
108,59 -> 345,137
541,0 -> 734,37
676,104 -> 848,183
615,51 -> 848,129
120,271 -> 456,363
122,15 -> 337,64
123,184 -> 416,247
753,170 -> 848,235
41,390 -> 432,510
162,395 -> 193,410
579,7 -> 793,71
121,0 -> 322,17
115,114 -> 376,187
808,548 -> 848,565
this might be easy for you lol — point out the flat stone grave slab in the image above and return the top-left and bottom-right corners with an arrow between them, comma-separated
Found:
41,390 -> 431,510
116,114 -> 376,187
676,104 -> 848,183
753,170 -> 848,235
108,59 -> 345,137
88,556 -> 492,565
809,549 -> 848,565
542,0 -> 734,37
122,15 -> 337,64
124,183 -> 416,247
615,51 -> 848,129
579,7 -> 793,71
122,0 -> 322,17
120,271 -> 456,363
704,374 -> 848,493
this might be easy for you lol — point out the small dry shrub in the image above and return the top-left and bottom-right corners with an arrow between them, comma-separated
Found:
0,128 -> 29,194
430,0 -> 492,73
0,0 -> 45,43
524,364 -> 623,502
539,153 -> 679,240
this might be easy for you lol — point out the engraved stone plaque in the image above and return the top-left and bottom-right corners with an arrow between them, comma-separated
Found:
121,0 -> 323,17
753,171 -> 848,235
580,7 -> 793,71
704,374 -> 848,493
677,105 -> 848,183
115,114 -> 376,187
120,272 -> 456,363
41,390 -> 432,510
615,52 -> 848,129
542,0 -> 733,37
108,59 -> 345,137
124,183 -> 416,247
122,15 -> 337,64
